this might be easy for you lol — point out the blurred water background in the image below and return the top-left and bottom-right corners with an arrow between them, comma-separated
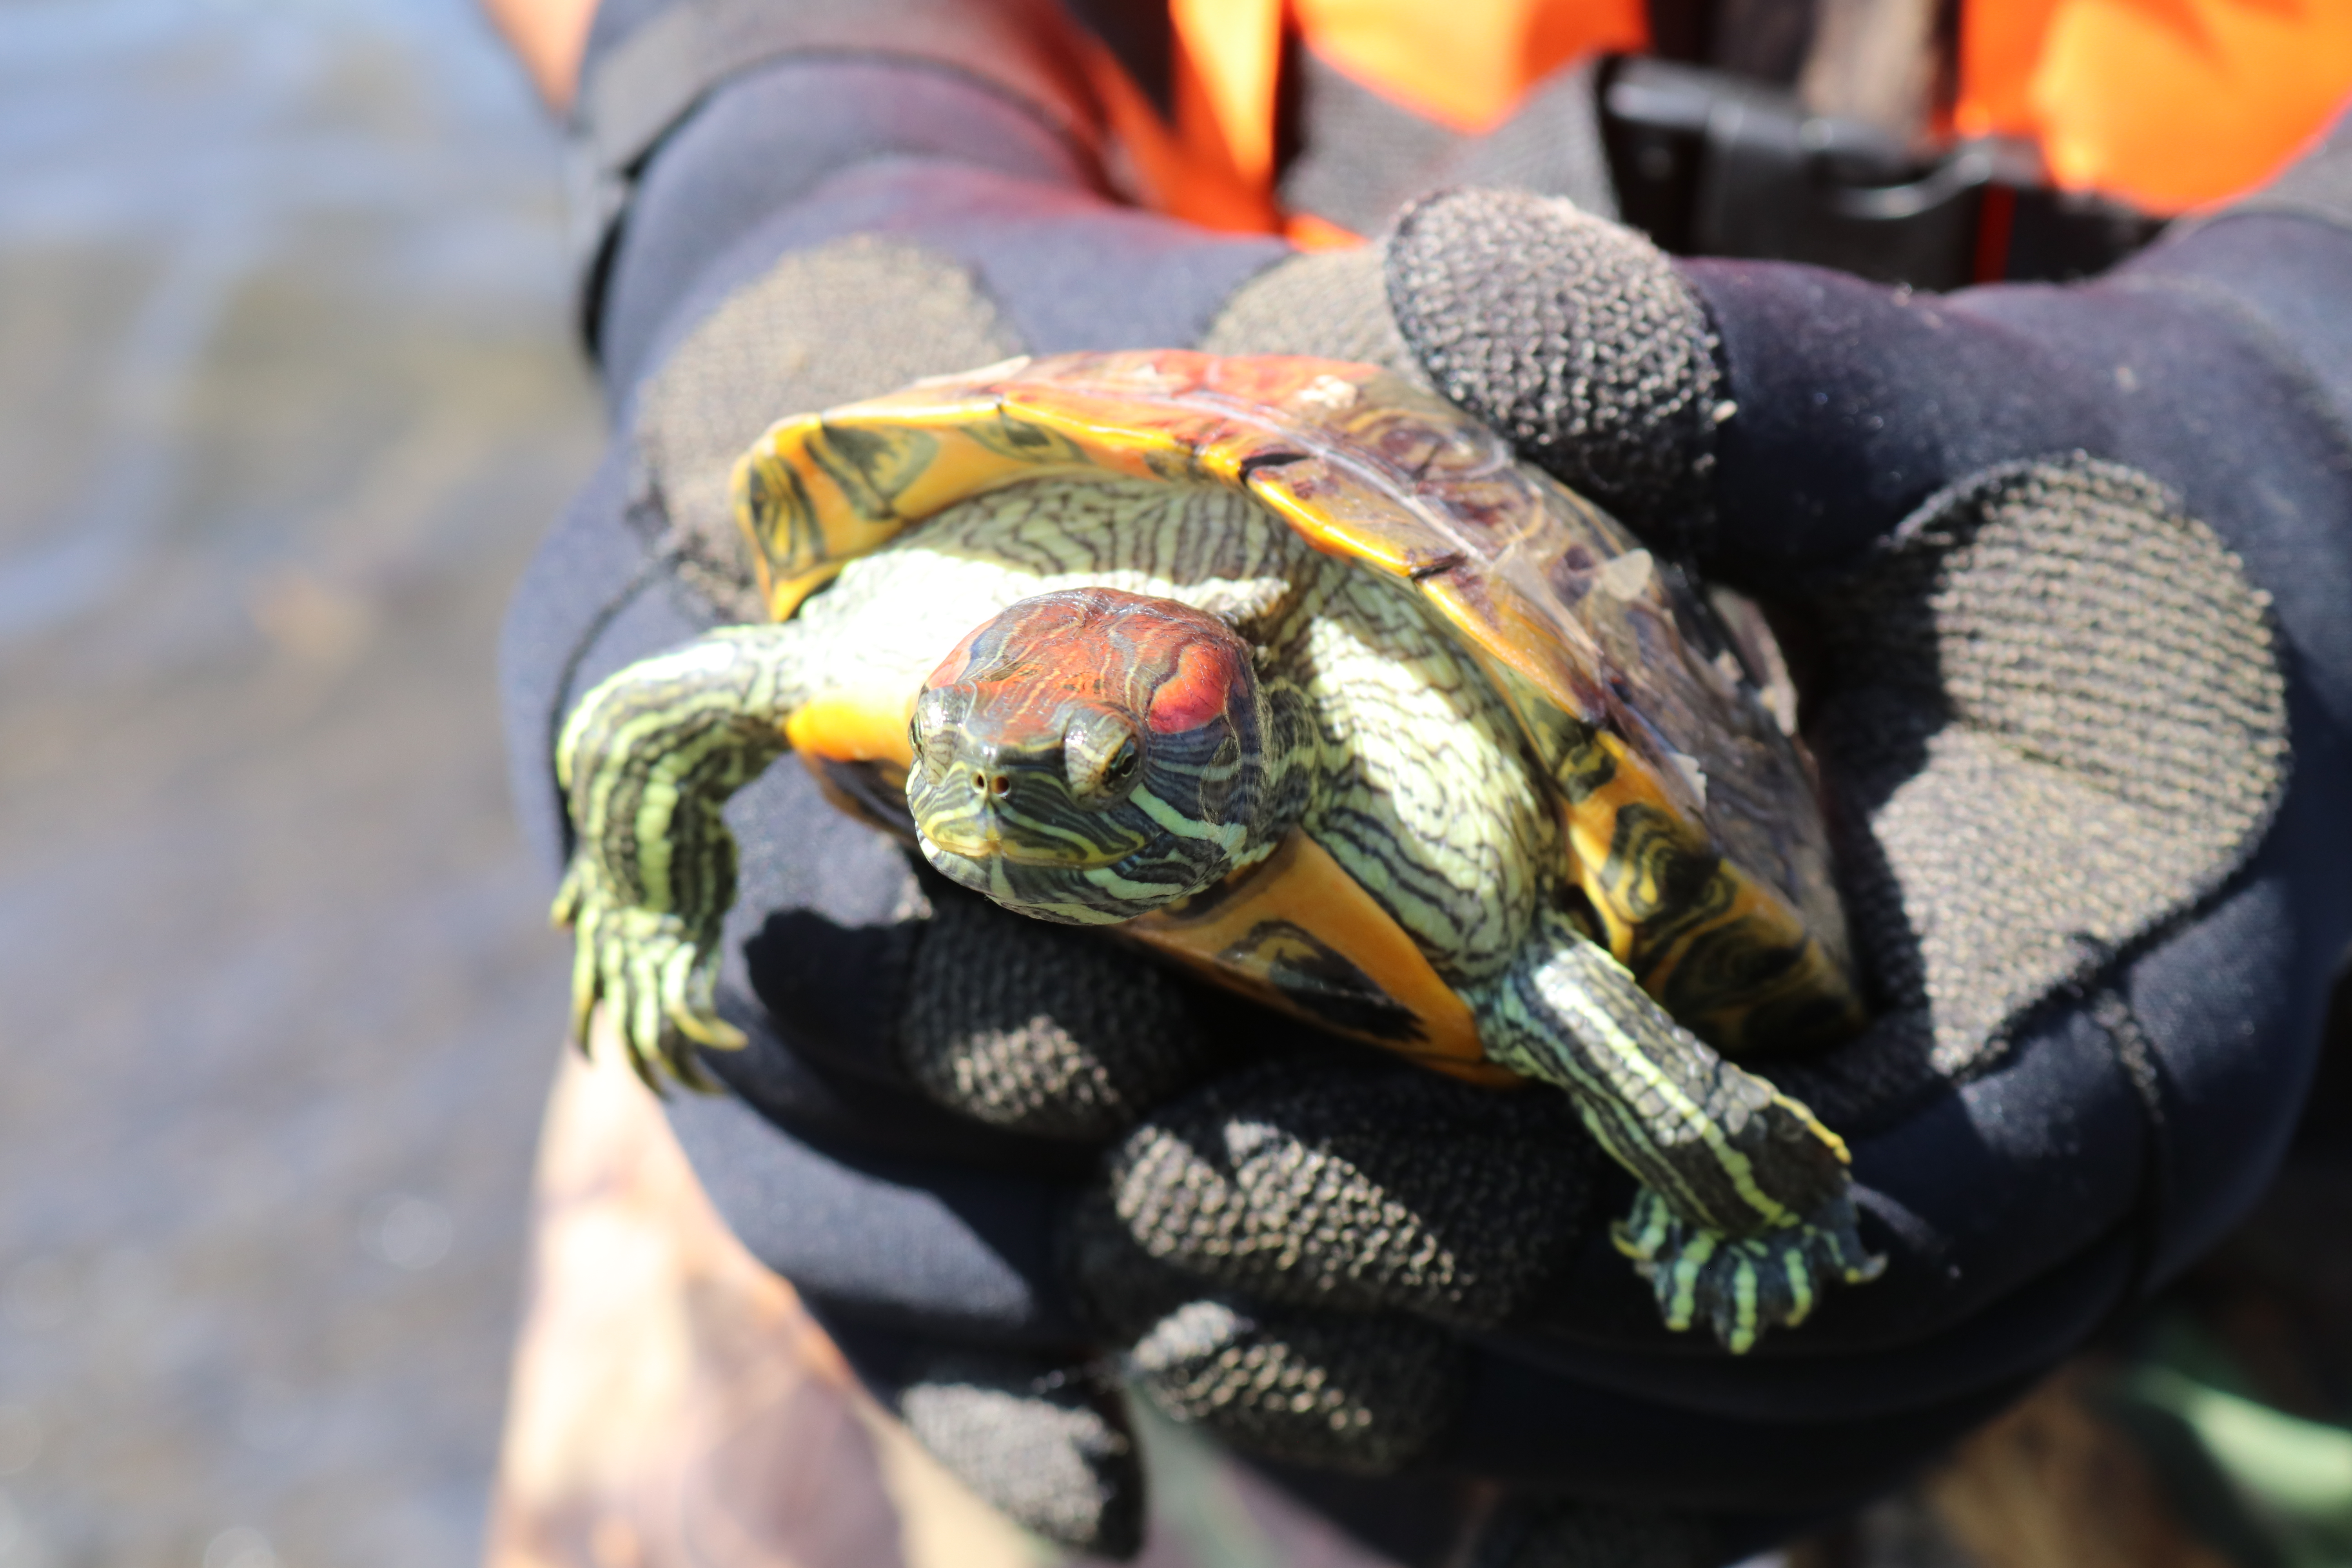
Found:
0,2 -> 602,1563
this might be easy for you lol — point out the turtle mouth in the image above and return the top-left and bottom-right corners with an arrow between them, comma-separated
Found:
920,819 -> 1133,869
915,827 -> 1154,927
916,788 -> 1146,868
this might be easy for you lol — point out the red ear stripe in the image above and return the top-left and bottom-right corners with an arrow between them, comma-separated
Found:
1146,639 -> 1246,735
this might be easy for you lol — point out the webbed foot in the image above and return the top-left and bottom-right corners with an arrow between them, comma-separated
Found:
553,858 -> 742,1092
1612,1187 -> 1884,1353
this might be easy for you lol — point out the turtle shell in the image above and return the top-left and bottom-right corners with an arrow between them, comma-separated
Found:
734,351 -> 1859,1077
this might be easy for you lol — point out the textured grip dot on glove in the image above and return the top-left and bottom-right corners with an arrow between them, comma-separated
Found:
1771,456 -> 2290,1122
1098,1054 -> 1597,1327
896,1349 -> 1144,1557
895,879 -> 1225,1140
1198,245 -> 1429,382
1385,187 -> 1721,545
1125,1297 -> 1470,1474
1065,1181 -> 1477,1474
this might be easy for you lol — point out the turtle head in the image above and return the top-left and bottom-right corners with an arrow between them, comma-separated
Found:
907,586 -> 1299,925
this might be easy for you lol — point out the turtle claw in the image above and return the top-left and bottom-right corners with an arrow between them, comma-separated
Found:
1612,1188 -> 1884,1354
552,860 -> 742,1093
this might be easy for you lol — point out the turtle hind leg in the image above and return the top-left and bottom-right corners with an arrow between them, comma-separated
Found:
554,623 -> 812,1089
1472,911 -> 1884,1352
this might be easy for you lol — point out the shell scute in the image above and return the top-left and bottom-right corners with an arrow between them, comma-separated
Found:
809,422 -> 938,520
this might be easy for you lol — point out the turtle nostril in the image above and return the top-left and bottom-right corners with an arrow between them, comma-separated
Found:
990,775 -> 1010,795
972,770 -> 986,790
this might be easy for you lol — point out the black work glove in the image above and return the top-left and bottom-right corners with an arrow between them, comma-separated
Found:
1348,142 -> 2349,1388
1127,138 -> 2352,1399
902,191 -> 2351,1563
861,155 -> 2352,1552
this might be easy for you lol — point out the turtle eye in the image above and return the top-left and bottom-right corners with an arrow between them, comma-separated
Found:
1066,718 -> 1143,806
911,688 -> 968,780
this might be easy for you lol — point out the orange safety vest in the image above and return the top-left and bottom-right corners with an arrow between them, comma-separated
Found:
1083,0 -> 2352,242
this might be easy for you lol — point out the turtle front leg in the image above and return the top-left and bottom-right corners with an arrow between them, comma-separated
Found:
1473,910 -> 1883,1351
554,624 -> 813,1089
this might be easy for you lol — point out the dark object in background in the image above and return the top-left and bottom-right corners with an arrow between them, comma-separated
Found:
1599,56 -> 2165,290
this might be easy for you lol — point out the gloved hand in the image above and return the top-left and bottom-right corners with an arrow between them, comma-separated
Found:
849,167 -> 2352,1559
920,198 -> 2352,1564
1065,141 -> 2351,1482
1086,151 -> 2352,1347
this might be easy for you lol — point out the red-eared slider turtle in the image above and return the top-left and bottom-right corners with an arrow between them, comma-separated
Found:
554,350 -> 1880,1350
